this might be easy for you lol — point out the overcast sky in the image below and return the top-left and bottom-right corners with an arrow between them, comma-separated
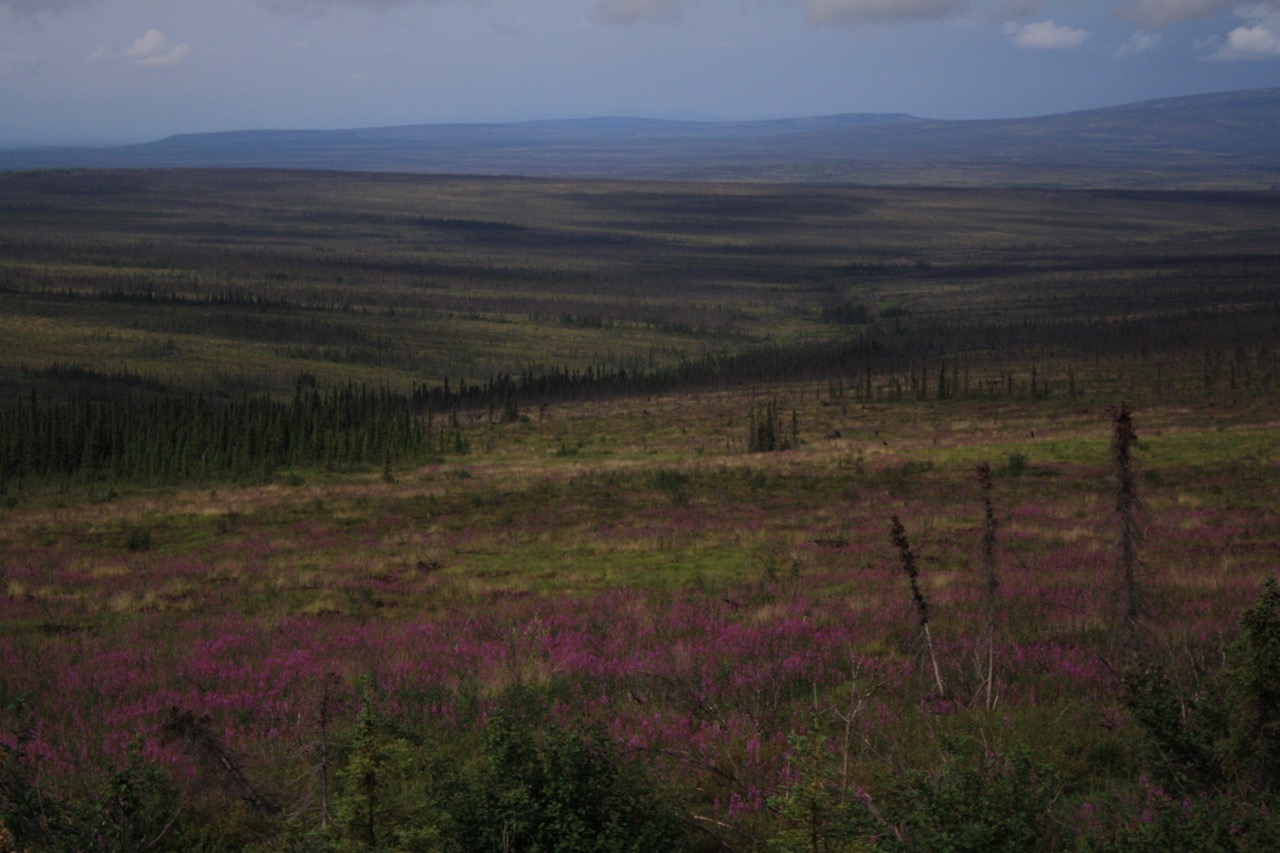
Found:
2,0 -> 1279,144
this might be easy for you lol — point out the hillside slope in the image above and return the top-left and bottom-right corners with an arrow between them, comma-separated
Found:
2,89 -> 1277,187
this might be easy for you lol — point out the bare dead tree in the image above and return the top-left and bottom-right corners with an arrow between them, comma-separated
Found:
1111,402 -> 1143,653
976,461 -> 1000,710
889,516 -> 945,697
160,707 -> 278,815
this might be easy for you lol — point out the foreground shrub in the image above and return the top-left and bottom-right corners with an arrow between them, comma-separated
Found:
1100,576 -> 1280,853
768,716 -> 1060,853
1,740 -> 187,853
449,689 -> 691,853
303,686 -> 690,852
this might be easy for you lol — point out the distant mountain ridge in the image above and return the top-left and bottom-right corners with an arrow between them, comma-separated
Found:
2,89 -> 1277,187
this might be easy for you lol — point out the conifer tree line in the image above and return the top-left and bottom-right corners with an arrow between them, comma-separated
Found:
0,385 -> 454,487
411,334 -> 890,414
5,296 -> 1277,490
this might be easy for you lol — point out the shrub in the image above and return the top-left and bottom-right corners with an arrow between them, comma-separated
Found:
871,739 -> 1060,853
651,468 -> 691,506
326,695 -> 450,852
766,715 -> 867,853
449,689 -> 690,852
124,527 -> 152,552
79,746 -> 183,853
1222,575 -> 1280,793
1000,452 -> 1027,478
1,739 -> 187,853
769,726 -> 1060,853
1113,577 -> 1280,850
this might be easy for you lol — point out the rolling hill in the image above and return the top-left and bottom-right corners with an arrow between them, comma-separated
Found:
2,88 -> 1278,187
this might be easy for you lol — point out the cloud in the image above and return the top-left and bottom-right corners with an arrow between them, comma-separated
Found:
799,0 -> 969,25
124,29 -> 168,58
1115,29 -> 1163,55
991,0 -> 1046,19
0,0 -> 95,13
591,0 -> 687,25
257,0 -> 457,12
588,0 -> 971,27
0,49 -> 38,72
1004,18 -> 1089,48
1202,3 -> 1280,58
123,29 -> 190,67
1117,0 -> 1237,29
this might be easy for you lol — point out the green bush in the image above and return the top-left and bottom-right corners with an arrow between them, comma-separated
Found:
1,739 -> 189,853
766,715 -> 867,853
323,693 -> 452,852
124,527 -> 153,552
1000,452 -> 1028,478
449,689 -> 690,852
1076,788 -> 1280,853
1110,577 -> 1280,850
768,723 -> 1059,853
307,686 -> 689,853
845,736 -> 1058,853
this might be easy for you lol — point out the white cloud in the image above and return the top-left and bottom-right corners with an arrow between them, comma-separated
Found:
122,29 -> 190,67
137,45 -> 190,67
124,29 -> 167,58
256,0 -> 469,14
591,0 -> 687,25
587,0 -> 971,27
0,0 -> 94,13
800,0 -> 969,25
992,0 -> 1045,18
1004,18 -> 1089,48
1203,3 -> 1280,58
1118,0 -> 1238,29
1115,30 -> 1163,55
0,49 -> 38,72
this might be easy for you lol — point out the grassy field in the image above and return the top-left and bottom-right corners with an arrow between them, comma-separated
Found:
2,169 -> 1280,850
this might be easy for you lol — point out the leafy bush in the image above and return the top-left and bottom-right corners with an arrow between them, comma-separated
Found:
124,527 -> 153,553
325,696 -> 451,852
1222,575 -> 1280,793
1076,786 -> 1280,853
1000,451 -> 1028,478
768,724 -> 1059,853
449,689 -> 690,852
651,468 -> 691,506
309,686 -> 689,852
766,716 -> 866,853
1112,577 -> 1280,850
876,741 -> 1059,853
1,739 -> 187,853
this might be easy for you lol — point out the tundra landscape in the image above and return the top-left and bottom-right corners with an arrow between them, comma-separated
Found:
3,98 -> 1280,850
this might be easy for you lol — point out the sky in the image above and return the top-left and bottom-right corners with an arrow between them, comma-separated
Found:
2,0 -> 1279,144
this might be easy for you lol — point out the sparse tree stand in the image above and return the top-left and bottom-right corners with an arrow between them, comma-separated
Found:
748,397 -> 798,453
